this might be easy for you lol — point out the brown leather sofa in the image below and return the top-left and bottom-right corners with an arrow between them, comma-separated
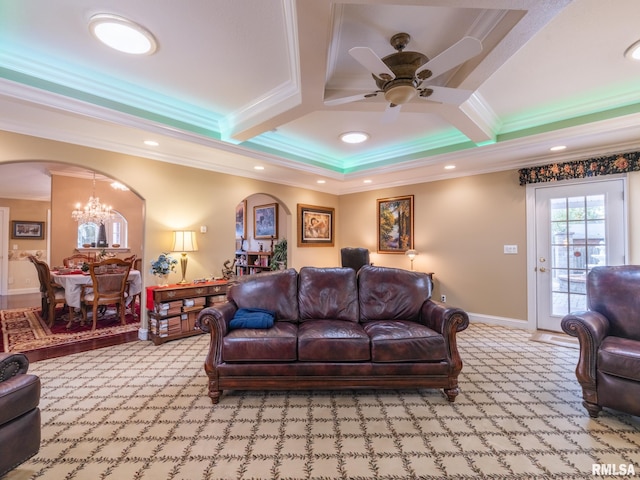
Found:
0,352 -> 41,477
197,265 -> 469,404
561,265 -> 640,418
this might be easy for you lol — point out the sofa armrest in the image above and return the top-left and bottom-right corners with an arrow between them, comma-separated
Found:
561,310 -> 610,402
0,353 -> 30,381
421,299 -> 469,375
0,374 -> 40,426
196,302 -> 237,334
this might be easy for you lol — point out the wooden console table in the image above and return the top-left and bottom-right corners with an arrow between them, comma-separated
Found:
147,280 -> 228,345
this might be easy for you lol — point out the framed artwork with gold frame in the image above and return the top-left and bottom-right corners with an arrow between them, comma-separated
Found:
377,195 -> 414,253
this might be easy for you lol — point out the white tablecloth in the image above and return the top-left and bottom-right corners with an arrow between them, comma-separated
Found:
51,270 -> 142,308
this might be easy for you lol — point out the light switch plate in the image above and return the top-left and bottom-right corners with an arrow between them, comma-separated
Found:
504,244 -> 518,254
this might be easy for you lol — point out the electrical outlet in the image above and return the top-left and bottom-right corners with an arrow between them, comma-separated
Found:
440,294 -> 446,303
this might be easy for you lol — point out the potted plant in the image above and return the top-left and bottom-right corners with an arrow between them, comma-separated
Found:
150,253 -> 178,286
270,238 -> 287,270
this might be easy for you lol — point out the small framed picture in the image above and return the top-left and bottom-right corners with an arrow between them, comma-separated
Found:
235,200 -> 246,239
12,221 -> 45,240
254,203 -> 278,239
297,204 -> 335,247
377,195 -> 414,253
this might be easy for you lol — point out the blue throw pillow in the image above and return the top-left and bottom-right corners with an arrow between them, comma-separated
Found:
229,307 -> 275,329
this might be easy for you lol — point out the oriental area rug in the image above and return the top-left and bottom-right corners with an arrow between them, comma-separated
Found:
5,323 -> 640,480
0,306 -> 139,359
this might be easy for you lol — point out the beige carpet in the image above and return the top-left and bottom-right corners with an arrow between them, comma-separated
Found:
6,323 -> 640,479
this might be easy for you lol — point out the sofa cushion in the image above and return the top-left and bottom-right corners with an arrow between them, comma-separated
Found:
363,320 -> 447,362
228,268 -> 299,321
598,336 -> 640,382
223,322 -> 298,362
298,320 -> 370,361
298,267 -> 359,322
358,265 -> 431,322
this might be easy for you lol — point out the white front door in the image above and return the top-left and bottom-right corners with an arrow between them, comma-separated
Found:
533,179 -> 626,332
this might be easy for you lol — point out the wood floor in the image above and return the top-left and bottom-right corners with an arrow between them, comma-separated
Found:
0,292 -> 41,310
1,292 -> 140,362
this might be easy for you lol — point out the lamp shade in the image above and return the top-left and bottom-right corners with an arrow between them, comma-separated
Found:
172,230 -> 198,252
405,249 -> 417,260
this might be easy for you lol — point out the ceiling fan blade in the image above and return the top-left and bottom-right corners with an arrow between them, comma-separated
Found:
381,103 -> 402,124
416,37 -> 482,80
349,47 -> 396,80
421,86 -> 473,105
324,92 -> 374,106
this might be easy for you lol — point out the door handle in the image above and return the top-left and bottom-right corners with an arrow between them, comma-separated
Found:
539,267 -> 547,272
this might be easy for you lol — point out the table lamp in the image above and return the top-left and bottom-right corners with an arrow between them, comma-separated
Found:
405,249 -> 417,270
172,230 -> 198,284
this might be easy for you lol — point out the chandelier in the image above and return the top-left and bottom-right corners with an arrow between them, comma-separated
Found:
71,172 -> 113,224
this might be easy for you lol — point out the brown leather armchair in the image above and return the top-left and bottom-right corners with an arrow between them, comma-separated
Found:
561,265 -> 640,418
340,247 -> 370,272
0,352 -> 41,476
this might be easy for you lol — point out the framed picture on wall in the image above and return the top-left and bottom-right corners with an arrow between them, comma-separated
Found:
235,200 -> 246,239
12,221 -> 45,240
377,195 -> 414,253
254,203 -> 278,239
297,204 -> 334,247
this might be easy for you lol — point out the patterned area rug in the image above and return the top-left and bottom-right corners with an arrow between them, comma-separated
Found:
0,307 -> 140,353
6,323 -> 640,479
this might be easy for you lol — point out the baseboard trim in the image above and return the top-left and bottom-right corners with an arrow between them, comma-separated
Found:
5,287 -> 40,295
468,312 -> 533,331
138,328 -> 149,341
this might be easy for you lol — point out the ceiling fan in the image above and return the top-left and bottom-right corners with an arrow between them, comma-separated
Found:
325,33 -> 482,121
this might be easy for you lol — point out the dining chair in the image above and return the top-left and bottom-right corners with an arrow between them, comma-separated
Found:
126,257 -> 142,318
80,258 -> 132,330
63,253 -> 90,268
27,255 -> 67,327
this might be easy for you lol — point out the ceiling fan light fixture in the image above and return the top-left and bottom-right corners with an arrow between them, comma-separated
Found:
89,14 -> 157,55
384,84 -> 417,105
340,132 -> 369,144
624,39 -> 640,60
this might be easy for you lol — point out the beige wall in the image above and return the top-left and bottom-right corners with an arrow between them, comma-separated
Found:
338,170 -> 528,320
1,130 -> 638,326
0,197 -> 50,292
50,174 -> 144,267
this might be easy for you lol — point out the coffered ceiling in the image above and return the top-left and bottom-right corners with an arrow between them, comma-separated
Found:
1,0 -> 640,197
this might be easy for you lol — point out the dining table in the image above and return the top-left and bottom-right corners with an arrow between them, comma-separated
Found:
51,269 -> 142,309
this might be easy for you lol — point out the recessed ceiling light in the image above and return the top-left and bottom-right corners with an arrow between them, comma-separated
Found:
254,165 -> 265,170
363,179 -> 372,184
340,132 -> 369,144
89,14 -> 157,55
624,39 -> 640,60
444,165 -> 456,170
316,180 -> 326,184
550,145 -> 567,152
144,140 -> 159,146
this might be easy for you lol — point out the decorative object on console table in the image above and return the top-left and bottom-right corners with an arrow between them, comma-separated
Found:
377,195 -> 414,253
147,280 -> 228,345
150,252 -> 178,287
172,230 -> 198,284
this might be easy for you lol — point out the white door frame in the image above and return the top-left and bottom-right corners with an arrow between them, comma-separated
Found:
525,175 -> 629,331
0,207 -> 8,295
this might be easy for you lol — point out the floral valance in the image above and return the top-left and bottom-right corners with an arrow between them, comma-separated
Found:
518,151 -> 640,185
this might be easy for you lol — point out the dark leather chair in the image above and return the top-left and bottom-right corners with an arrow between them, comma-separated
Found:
340,247 -> 370,273
561,265 -> 640,418
0,353 -> 41,477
